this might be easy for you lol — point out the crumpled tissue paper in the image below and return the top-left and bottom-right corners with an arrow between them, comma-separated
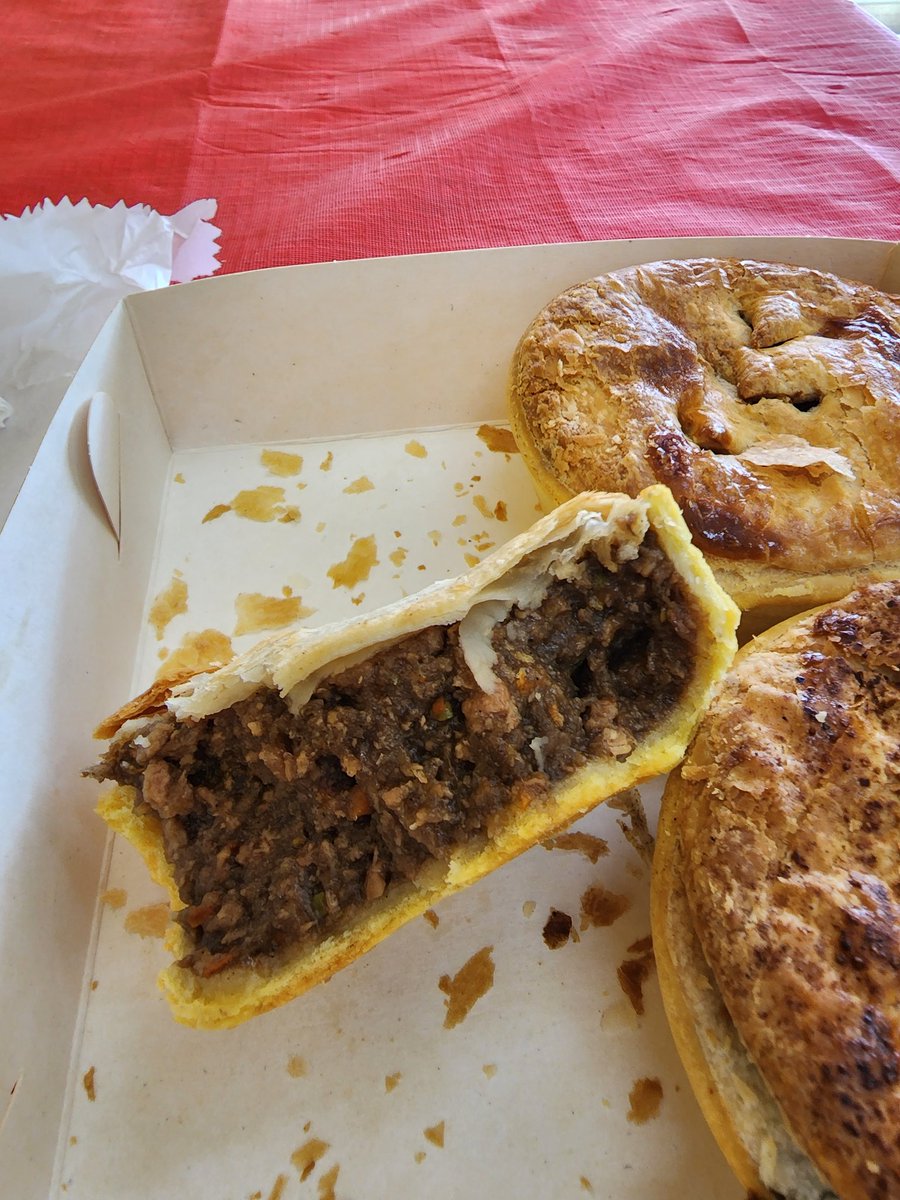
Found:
0,196 -> 220,523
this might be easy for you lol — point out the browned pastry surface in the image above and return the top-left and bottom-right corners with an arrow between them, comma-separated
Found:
677,581 -> 900,1200
509,258 -> 900,614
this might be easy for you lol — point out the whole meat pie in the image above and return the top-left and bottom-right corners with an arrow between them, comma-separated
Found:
508,258 -> 900,628
653,580 -> 900,1200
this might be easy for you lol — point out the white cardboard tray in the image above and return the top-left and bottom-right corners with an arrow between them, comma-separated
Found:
2,236 -> 898,1200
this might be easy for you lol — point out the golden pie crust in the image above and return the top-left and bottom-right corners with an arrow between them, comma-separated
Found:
655,581 -> 900,1200
508,258 -> 900,625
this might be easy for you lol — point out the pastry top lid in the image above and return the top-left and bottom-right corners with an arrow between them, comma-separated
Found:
97,485 -> 738,733
509,258 -> 900,610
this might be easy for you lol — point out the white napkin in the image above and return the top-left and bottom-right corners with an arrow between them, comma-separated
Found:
0,197 -> 221,522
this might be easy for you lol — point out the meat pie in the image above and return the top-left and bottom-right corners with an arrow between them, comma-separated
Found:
89,486 -> 738,1028
653,581 -> 900,1200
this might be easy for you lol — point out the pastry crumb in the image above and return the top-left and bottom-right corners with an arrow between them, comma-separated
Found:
476,424 -> 518,454
317,1163 -> 340,1200
124,903 -> 169,939
627,1076 -> 663,1123
266,1175 -> 288,1200
424,1121 -> 445,1148
261,449 -> 303,476
542,908 -> 575,949
148,574 -> 188,640
231,485 -> 288,522
155,628 -> 234,680
580,884 -> 630,931
234,593 -> 313,636
202,502 -> 231,523
327,535 -> 379,589
439,946 -> 494,1029
542,831 -> 609,863
618,938 -> 656,1016
291,1138 -> 329,1182
344,476 -> 375,494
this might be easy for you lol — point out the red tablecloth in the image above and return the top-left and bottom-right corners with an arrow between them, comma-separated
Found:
2,0 -> 899,274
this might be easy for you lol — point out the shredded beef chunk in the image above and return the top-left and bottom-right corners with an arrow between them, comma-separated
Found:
94,536 -> 699,976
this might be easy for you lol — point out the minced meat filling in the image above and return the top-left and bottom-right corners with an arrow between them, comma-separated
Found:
92,537 -> 699,977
